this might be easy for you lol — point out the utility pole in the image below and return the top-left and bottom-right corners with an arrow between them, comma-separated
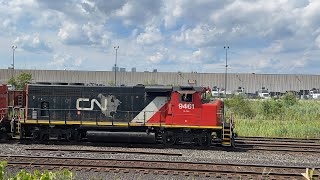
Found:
224,46 -> 229,97
12,45 -> 17,69
114,46 -> 119,86
11,45 -> 17,78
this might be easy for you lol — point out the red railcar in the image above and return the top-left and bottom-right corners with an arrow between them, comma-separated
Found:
0,84 -> 8,121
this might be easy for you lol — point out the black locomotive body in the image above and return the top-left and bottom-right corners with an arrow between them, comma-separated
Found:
26,84 -> 168,123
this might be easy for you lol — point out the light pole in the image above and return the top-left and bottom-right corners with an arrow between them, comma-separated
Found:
114,46 -> 119,86
12,45 -> 17,70
224,46 -> 229,96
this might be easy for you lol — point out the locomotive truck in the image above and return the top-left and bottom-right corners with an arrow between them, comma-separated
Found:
0,83 -> 235,146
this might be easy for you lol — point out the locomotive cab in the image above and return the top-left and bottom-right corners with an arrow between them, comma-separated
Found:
160,86 -> 234,146
166,87 -> 202,126
166,86 -> 223,127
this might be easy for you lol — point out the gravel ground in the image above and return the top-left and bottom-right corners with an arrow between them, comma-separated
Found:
0,141 -> 319,179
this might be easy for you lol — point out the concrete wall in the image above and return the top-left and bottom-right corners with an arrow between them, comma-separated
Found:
0,69 -> 319,93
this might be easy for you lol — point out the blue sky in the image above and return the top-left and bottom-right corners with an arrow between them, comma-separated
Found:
0,0 -> 320,74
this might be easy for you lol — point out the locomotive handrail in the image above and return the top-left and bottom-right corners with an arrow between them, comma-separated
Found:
0,108 -> 8,123
0,115 -> 4,123
24,108 -> 167,126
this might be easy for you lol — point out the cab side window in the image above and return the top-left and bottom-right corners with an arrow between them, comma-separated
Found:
180,94 -> 193,102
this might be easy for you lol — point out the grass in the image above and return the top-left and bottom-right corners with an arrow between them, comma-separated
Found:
235,119 -> 320,138
225,95 -> 320,138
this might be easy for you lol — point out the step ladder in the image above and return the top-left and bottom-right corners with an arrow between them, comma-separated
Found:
221,122 -> 232,146
221,113 -> 235,147
11,107 -> 22,139
14,117 -> 21,139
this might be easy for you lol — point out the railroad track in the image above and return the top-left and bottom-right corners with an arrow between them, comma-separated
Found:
235,136 -> 320,153
26,142 -> 320,154
237,136 -> 320,143
0,155 -> 318,179
3,137 -> 320,154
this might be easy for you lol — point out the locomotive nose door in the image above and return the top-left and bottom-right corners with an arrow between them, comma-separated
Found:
170,90 -> 201,126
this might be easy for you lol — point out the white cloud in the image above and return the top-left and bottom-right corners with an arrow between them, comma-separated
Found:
137,26 -> 162,45
162,0 -> 183,28
58,21 -> 111,47
114,0 -> 162,26
315,35 -> 320,49
0,18 -> 16,34
58,21 -> 84,44
191,47 -> 216,63
301,0 -> 320,28
173,24 -> 224,47
50,54 -> 70,67
50,53 -> 84,69
13,34 -> 52,53
263,41 -> 284,54
148,52 -> 164,63
31,10 -> 65,28
147,48 -> 169,64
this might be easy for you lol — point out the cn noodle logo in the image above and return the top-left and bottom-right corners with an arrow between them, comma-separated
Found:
76,94 -> 121,117
76,98 -> 107,111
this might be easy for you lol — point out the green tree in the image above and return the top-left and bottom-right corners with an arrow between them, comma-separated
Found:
144,79 -> 158,85
8,73 -> 32,90
108,80 -> 115,86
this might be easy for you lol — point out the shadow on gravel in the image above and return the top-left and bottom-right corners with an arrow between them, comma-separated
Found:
15,138 -> 253,153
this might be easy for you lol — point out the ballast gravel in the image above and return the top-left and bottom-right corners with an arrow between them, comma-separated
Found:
0,142 -> 319,180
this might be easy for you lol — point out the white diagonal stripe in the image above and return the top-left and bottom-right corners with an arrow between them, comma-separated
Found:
131,96 -> 167,123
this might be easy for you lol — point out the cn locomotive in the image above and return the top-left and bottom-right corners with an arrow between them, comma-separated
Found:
0,83 -> 235,146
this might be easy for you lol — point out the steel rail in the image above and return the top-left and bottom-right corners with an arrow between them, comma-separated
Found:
237,136 -> 320,142
0,155 -> 318,179
236,147 -> 320,153
236,140 -> 320,147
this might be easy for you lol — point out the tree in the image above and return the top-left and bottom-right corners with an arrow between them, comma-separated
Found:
8,73 -> 32,90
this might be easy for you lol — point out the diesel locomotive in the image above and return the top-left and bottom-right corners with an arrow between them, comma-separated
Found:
0,83 -> 235,146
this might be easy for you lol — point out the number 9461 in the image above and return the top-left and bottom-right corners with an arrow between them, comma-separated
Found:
178,103 -> 195,109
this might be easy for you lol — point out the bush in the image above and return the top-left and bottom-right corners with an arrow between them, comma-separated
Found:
224,95 -> 255,119
258,99 -> 284,120
225,95 -> 320,121
282,92 -> 297,107
0,161 -> 73,180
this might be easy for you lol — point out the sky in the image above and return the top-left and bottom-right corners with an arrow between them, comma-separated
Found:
0,0 -> 320,74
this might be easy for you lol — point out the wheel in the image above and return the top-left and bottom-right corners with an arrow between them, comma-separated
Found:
66,130 -> 81,142
195,133 -> 206,146
163,131 -> 176,146
164,136 -> 176,145
195,132 -> 212,147
40,133 -> 49,142
0,131 -> 9,140
73,131 -> 81,142
32,129 -> 40,141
